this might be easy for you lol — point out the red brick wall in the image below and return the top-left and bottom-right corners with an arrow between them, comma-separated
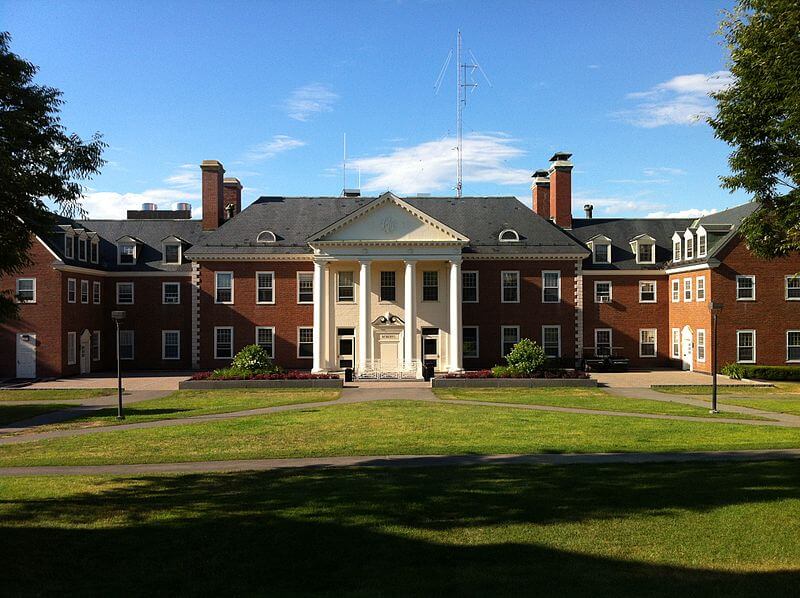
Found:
0,239 -> 63,378
667,269 -> 712,373
198,262 -> 314,370
710,237 -> 800,367
582,274 -> 671,367
461,259 -> 577,369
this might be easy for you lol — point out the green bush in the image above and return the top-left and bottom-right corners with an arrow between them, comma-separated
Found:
230,344 -> 276,373
739,365 -> 800,381
491,365 -> 514,378
721,362 -> 745,380
505,338 -> 546,376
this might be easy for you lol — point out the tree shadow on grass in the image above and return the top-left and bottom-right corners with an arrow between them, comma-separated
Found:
2,461 -> 800,596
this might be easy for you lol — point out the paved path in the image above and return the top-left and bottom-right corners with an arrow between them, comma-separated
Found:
591,369 -> 771,388
2,449 -> 800,476
1,372 -> 192,391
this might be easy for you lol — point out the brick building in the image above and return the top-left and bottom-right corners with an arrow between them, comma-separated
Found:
2,153 -> 799,379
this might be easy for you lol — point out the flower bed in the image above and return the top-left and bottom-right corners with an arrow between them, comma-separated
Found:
441,369 -> 590,380
190,371 -> 339,381
433,369 -> 595,388
180,370 -> 342,390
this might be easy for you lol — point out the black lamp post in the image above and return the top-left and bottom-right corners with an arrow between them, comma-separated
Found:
709,301 -> 723,414
111,310 -> 126,420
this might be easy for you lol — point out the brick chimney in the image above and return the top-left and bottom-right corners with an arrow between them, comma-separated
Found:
548,152 -> 573,229
201,160 -> 225,231
531,169 -> 550,220
223,178 -> 242,220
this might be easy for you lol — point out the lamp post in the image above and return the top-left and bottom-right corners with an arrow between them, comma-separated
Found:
709,302 -> 723,414
111,310 -> 126,420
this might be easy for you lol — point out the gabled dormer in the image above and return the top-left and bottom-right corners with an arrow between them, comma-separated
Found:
587,234 -> 612,264
116,235 -> 141,265
76,229 -> 89,262
683,229 -> 695,260
87,232 -> 99,263
58,224 -> 76,259
161,235 -> 186,265
671,232 -> 682,263
629,234 -> 656,265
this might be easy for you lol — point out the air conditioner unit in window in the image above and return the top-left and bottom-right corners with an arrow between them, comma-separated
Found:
598,296 -> 612,303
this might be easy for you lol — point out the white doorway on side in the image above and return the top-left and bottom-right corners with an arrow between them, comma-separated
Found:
80,329 -> 92,375
681,325 -> 694,372
16,333 -> 37,379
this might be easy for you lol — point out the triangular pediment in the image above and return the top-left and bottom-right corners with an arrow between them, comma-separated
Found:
308,193 -> 468,244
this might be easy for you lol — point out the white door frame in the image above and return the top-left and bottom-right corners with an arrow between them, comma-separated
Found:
15,333 -> 37,379
681,326 -> 694,372
79,329 -> 91,374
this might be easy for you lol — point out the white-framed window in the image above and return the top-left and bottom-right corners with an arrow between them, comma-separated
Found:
698,232 -> 707,257
90,239 -> 99,263
501,271 -> 520,303
671,328 -> 680,359
542,325 -> 561,358
673,238 -> 681,262
80,280 -> 89,304
592,242 -> 611,264
215,272 -> 233,304
542,271 -> 561,303
696,276 -> 706,301
16,278 -> 35,303
78,238 -> 87,261
337,271 -> 355,303
116,282 -> 134,305
736,330 -> 756,363
462,326 -> 479,359
501,325 -> 520,357
298,327 -> 313,359
256,230 -> 277,244
163,243 -> 181,265
67,278 -> 76,303
639,329 -> 657,358
380,271 -> 396,302
256,271 -> 275,304
499,229 -> 520,242
685,235 -> 694,260
594,281 -> 612,303
786,276 -> 800,301
162,282 -> 180,304
594,328 -> 612,357
639,280 -> 656,303
787,331 -> 800,363
697,329 -> 706,362
92,281 -> 101,304
736,275 -> 755,301
255,326 -> 275,359
214,326 -> 233,360
683,277 -> 692,302
91,330 -> 100,361
422,271 -> 439,301
462,271 -> 479,303
67,331 -> 76,365
162,330 -> 180,360
671,279 -> 680,303
637,243 -> 655,264
117,242 -> 136,265
297,272 -> 314,304
119,330 -> 134,360
64,234 -> 74,259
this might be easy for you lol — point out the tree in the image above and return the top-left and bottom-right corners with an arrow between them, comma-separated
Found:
0,31 -> 105,320
709,0 -> 800,259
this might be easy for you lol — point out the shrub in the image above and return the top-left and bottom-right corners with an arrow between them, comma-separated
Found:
505,338 -> 546,376
231,344 -> 276,373
191,370 -> 339,381
721,362 -> 745,380
738,365 -> 800,381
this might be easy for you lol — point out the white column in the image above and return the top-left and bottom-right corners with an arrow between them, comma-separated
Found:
358,260 -> 371,370
312,260 -> 326,373
404,260 -> 417,368
448,258 -> 463,372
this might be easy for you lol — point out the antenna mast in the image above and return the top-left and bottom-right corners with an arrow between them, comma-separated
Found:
342,133 -> 347,194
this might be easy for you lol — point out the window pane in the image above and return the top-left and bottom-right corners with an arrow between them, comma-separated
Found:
462,272 -> 477,303
423,271 -> 438,301
257,272 -> 274,303
120,330 -> 134,360
299,328 -> 313,357
164,245 -> 180,263
638,244 -> 653,262
502,272 -> 519,302
380,271 -> 396,302
216,328 -> 232,358
164,283 -> 180,304
543,327 -> 560,357
298,273 -> 314,302
463,327 -> 478,358
256,328 -> 274,357
338,271 -> 354,302
595,244 -> 609,262
216,273 -> 232,302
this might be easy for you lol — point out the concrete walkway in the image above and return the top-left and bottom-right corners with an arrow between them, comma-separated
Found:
2,448 -> 800,477
2,371 -> 192,391
591,369 -> 770,388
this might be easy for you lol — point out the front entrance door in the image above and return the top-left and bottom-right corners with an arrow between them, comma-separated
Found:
337,328 -> 355,369
79,330 -> 91,374
15,333 -> 36,379
681,326 -> 693,371
422,327 -> 439,370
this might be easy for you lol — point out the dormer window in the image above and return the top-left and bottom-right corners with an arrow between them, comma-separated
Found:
697,228 -> 707,257
64,233 -> 74,259
90,239 -> 99,263
161,236 -> 184,265
256,230 -> 277,244
629,234 -> 656,265
499,229 -> 520,242
78,237 -> 87,261
589,235 -> 612,264
118,243 -> 135,264
684,233 -> 694,260
672,233 -> 682,263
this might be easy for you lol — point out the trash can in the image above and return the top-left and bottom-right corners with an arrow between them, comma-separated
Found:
344,367 -> 354,383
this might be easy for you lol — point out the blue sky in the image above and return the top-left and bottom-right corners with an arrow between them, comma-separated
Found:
2,0 -> 747,219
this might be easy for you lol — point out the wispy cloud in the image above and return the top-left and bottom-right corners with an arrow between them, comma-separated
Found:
283,83 -> 339,122
242,135 -> 306,162
643,166 -> 686,177
617,70 -> 732,128
163,163 -> 200,190
573,191 -> 665,217
646,208 -> 717,218
352,133 -> 530,194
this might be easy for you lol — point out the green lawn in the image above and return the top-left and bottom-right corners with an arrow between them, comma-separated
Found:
654,383 -> 800,416
10,388 -> 340,433
434,387 -> 758,418
2,461 -> 799,596
652,385 -> 777,395
0,404 -> 72,427
0,388 -> 116,401
2,400 -> 800,466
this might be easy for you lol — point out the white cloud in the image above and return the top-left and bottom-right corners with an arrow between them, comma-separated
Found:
573,192 -> 665,217
283,83 -> 339,122
646,208 -> 717,219
643,166 -> 686,177
242,135 -> 306,162
163,163 -> 200,190
352,133 -> 530,194
619,70 -> 732,128
606,178 -> 670,185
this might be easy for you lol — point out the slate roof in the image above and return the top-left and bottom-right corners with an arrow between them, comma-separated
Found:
185,195 -> 588,258
570,217 -> 693,270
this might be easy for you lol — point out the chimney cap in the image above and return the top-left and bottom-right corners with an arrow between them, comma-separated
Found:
549,152 -> 573,162
532,169 -> 550,178
200,159 -> 225,171
223,177 -> 242,189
